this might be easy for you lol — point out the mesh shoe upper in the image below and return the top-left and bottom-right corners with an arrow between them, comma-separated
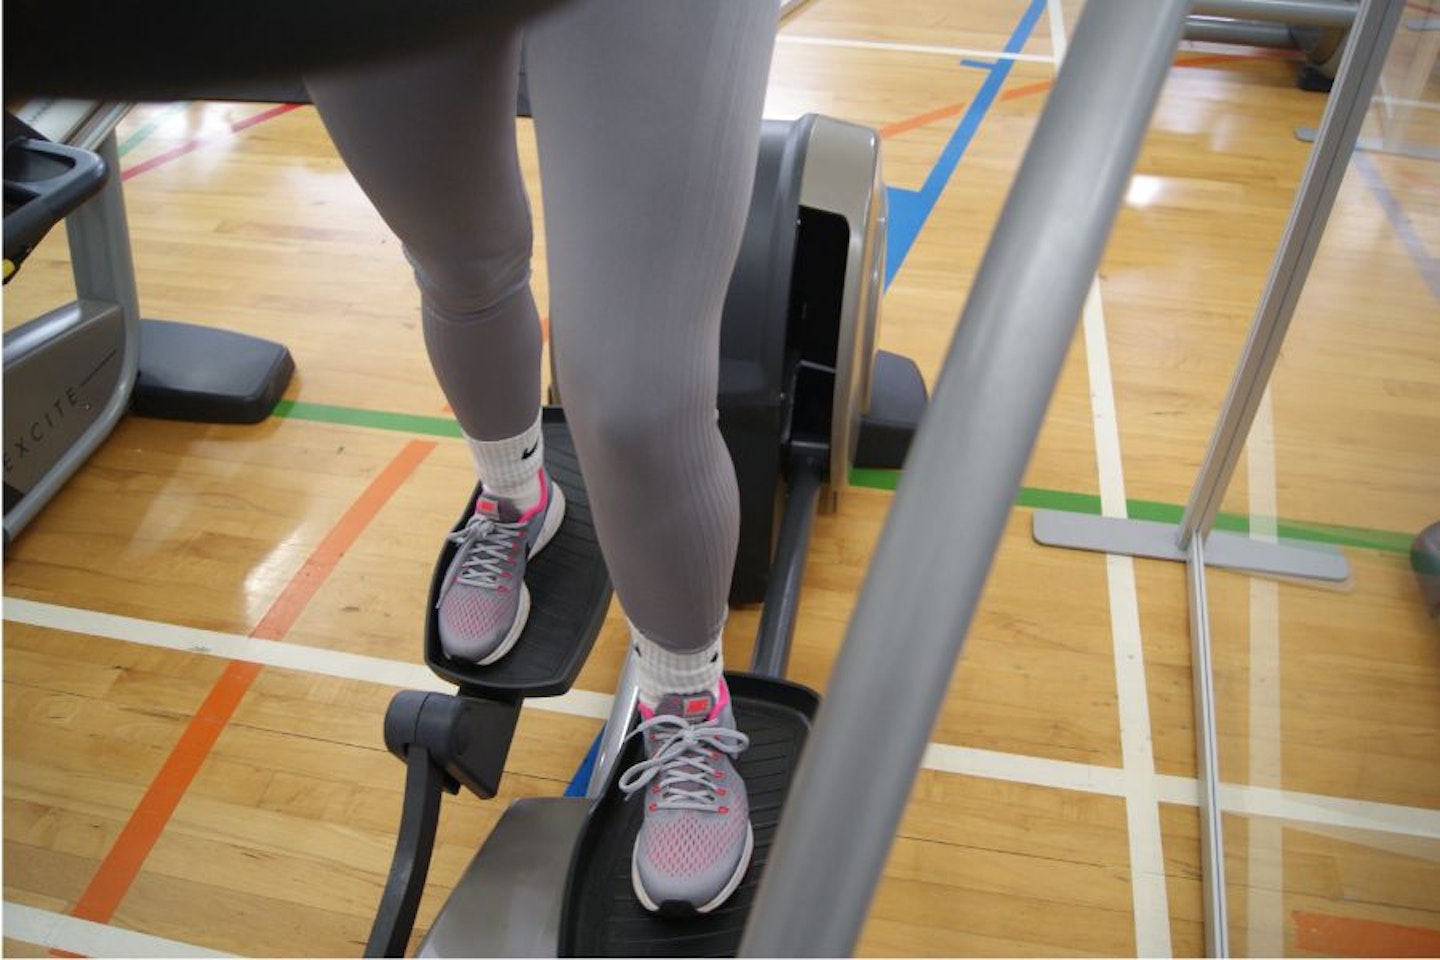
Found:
436,469 -> 563,664
618,681 -> 753,913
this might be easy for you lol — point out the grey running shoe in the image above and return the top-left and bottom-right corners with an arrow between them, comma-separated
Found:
618,678 -> 752,914
435,468 -> 565,664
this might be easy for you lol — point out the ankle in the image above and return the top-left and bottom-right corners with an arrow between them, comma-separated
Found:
479,470 -> 543,514
466,411 -> 544,510
631,621 -> 725,710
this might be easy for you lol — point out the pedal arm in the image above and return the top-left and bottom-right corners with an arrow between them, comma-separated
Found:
365,742 -> 448,958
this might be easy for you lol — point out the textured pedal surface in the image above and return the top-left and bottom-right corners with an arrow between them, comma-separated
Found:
559,674 -> 820,957
425,408 -> 612,698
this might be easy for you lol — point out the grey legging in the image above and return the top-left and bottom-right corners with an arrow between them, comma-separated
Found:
306,0 -> 778,654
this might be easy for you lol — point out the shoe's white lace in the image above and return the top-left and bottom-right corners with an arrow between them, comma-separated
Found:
445,514 -> 524,590
618,715 -> 750,812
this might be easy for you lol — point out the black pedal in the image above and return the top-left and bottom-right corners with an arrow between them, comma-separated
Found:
425,407 -> 612,698
558,673 -> 820,957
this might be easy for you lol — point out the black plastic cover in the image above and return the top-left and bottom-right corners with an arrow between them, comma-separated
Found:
854,349 -> 929,470
4,117 -> 108,267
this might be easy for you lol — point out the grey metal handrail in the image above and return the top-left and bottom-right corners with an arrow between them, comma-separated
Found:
739,0 -> 1191,954
1191,0 -> 1357,27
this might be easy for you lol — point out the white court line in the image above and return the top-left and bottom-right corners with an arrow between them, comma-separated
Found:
1155,775 -> 1440,840
777,34 -> 1058,64
8,596 -> 1440,840
1280,821 -> 1440,861
3,902 -> 232,958
1376,95 -> 1440,112
0,597 -> 614,722
1052,0 -> 1170,949
1047,0 -> 1069,64
923,741 -> 1129,796
1246,390 -> 1285,955
1080,279 -> 1174,958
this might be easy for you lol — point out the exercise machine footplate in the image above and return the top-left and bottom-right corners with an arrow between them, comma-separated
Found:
560,673 -> 820,957
425,407 -> 612,698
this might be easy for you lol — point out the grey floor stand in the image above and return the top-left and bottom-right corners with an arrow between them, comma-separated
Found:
1294,126 -> 1440,160
1030,1 -> 1403,956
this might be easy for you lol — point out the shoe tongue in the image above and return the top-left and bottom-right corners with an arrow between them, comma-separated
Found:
655,690 -> 718,723
475,491 -> 524,523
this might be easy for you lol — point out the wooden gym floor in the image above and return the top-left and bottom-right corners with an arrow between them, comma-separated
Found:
4,0 -> 1439,955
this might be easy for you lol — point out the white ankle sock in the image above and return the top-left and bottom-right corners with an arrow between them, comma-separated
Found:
466,410 -> 544,510
631,620 -> 725,708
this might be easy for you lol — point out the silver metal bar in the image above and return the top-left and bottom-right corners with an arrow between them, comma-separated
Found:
6,131 -> 141,544
587,654 -> 639,798
739,1 -> 1191,953
1185,16 -> 1301,46
1191,0 -> 1357,27
1177,0 -> 1403,548
67,132 -> 142,331
1187,536 -> 1230,958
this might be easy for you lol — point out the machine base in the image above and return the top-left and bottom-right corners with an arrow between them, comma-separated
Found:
132,318 -> 294,423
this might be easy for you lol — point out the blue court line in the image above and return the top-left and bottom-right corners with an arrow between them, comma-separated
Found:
884,0 -> 1049,288
1352,152 -> 1440,305
565,727 -> 603,797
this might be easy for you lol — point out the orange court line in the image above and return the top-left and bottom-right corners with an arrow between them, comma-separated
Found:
1293,911 -> 1440,957
65,439 -> 438,931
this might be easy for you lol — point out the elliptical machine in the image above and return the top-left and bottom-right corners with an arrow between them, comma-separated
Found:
3,103 -> 296,547
366,112 -> 926,958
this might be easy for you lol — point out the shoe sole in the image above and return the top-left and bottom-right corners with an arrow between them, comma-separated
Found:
471,482 -> 567,667
630,821 -> 755,916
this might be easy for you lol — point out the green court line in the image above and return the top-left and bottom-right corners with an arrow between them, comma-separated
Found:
274,401 -> 1417,556
274,399 -> 463,438
117,102 -> 192,157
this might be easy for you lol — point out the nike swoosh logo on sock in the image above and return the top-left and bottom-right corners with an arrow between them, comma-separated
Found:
522,441 -> 539,459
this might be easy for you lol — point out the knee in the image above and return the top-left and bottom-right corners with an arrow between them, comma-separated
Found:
408,231 -> 533,319
561,371 -> 715,464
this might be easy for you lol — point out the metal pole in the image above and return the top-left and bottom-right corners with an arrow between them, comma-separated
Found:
586,654 -> 638,797
1185,17 -> 1300,47
1176,0 -> 1404,548
1187,536 -> 1230,957
739,1 -> 1190,953
1191,0 -> 1357,27
750,463 -> 823,679
67,131 -> 143,327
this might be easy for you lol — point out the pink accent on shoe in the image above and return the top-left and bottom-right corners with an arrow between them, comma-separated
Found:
477,498 -> 498,516
516,468 -> 550,523
707,678 -> 731,722
637,700 -> 657,722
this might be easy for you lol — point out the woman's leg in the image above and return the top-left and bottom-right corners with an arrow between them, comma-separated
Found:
527,0 -> 778,914
306,32 -> 565,665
